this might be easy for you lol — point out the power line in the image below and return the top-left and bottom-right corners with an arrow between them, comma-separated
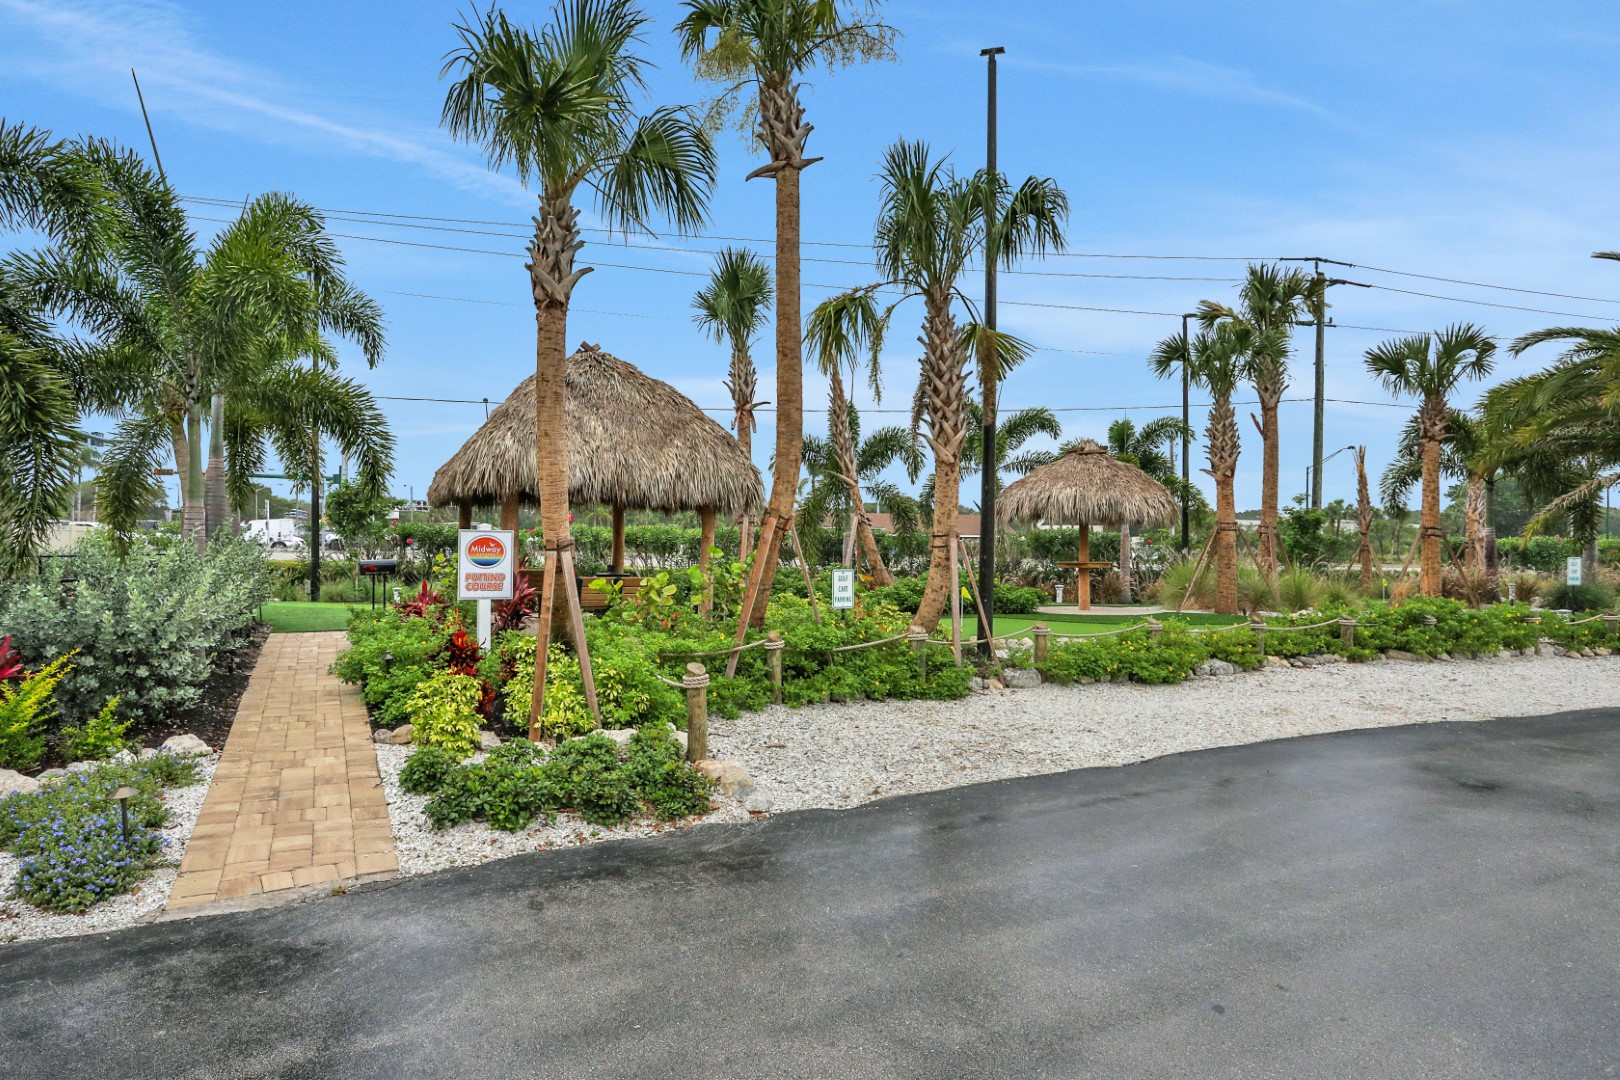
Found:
1336,260 -> 1620,306
1360,282 -> 1616,321
373,393 -> 1409,414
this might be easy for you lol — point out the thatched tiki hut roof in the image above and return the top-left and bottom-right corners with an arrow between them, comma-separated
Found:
998,439 -> 1178,609
428,343 -> 762,573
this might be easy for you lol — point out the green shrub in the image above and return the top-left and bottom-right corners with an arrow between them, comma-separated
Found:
399,745 -> 461,795
993,583 -> 1046,614
0,652 -> 71,770
57,697 -> 130,763
0,534 -> 271,728
406,672 -> 484,758
1545,581 -> 1615,613
333,608 -> 452,725
1276,566 -> 1326,613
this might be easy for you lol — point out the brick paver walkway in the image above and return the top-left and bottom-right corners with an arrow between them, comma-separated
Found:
168,632 -> 396,909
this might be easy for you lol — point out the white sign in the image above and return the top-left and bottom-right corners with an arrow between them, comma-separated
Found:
830,568 -> 855,610
457,528 -> 516,601
1566,556 -> 1583,587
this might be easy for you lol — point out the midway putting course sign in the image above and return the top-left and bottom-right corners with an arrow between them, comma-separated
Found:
458,529 -> 516,601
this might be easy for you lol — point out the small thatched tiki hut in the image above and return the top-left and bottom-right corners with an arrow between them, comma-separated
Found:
998,439 -> 1178,609
427,343 -> 762,577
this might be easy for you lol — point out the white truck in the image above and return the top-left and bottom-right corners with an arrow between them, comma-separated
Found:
244,518 -> 307,550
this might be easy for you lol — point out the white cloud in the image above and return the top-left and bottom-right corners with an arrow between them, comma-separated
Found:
1017,54 -> 1330,116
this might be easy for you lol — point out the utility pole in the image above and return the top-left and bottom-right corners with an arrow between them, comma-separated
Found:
1180,312 -> 1195,553
977,45 -> 1005,659
1287,257 -> 1369,509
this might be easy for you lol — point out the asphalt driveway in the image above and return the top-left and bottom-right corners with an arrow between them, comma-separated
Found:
3,709 -> 1618,1079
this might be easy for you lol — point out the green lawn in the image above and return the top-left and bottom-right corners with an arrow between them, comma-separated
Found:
261,601 -> 365,633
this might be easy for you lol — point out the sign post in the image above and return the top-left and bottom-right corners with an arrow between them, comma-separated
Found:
830,568 -> 855,611
1567,556 -> 1584,588
457,528 -> 516,647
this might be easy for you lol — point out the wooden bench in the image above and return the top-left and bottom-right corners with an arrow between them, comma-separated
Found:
578,575 -> 642,613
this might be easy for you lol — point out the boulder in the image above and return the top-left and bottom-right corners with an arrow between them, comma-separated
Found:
65,760 -> 96,774
598,729 -> 636,752
110,748 -> 137,765
1384,649 -> 1423,662
672,731 -> 688,757
1495,650 -> 1515,661
1196,659 -> 1238,677
1264,655 -> 1290,668
695,759 -> 755,798
372,728 -> 393,745
743,792 -> 774,814
35,768 -> 68,783
1595,647 -> 1612,657
1003,668 -> 1042,689
969,676 -> 985,692
0,769 -> 40,798
986,678 -> 1005,692
161,733 -> 212,757
478,730 -> 503,751
387,724 -> 414,746
137,747 -> 159,761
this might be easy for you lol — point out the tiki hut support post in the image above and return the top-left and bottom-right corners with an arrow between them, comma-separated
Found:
611,505 -> 626,575
698,507 -> 717,612
1077,522 -> 1092,611
457,504 -> 472,530
500,494 -> 520,534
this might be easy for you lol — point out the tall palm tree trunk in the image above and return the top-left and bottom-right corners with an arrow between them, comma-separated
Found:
1418,397 -> 1446,596
1355,447 -> 1374,593
828,369 -> 893,587
731,340 -> 756,561
739,163 -> 802,628
1463,473 -> 1487,571
538,302 -> 573,642
168,420 -> 188,526
1208,396 -> 1240,616
914,297 -> 967,632
204,393 -> 229,539
1118,522 -> 1133,604
182,403 -> 206,553
1258,397 -> 1280,571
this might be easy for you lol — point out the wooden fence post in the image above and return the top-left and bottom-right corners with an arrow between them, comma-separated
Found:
1145,618 -> 1162,643
1031,622 -> 1050,666
1250,616 -> 1267,658
1339,615 -> 1357,651
765,633 -> 784,705
683,662 -> 709,764
909,625 -> 929,677
1527,615 -> 1542,656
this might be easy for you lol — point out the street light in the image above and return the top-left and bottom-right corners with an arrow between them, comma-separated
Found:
1178,313 -> 1198,554
1305,444 -> 1357,503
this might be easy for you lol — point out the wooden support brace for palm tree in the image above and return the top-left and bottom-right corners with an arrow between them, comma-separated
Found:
725,507 -> 779,677
958,537 -> 991,648
1178,531 -> 1218,614
528,539 -> 600,741
698,506 -> 716,613
948,537 -> 963,666
788,521 -> 820,626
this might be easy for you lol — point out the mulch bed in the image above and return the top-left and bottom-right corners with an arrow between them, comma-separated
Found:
140,623 -> 271,751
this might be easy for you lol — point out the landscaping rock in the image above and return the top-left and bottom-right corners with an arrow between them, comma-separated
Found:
673,731 -> 688,757
695,759 -> 755,798
598,729 -> 636,752
987,678 -> 1005,692
65,760 -> 97,774
387,724 -> 414,746
161,733 -> 212,757
969,676 -> 985,692
1003,668 -> 1042,689
110,749 -> 137,765
478,731 -> 503,751
1436,652 -> 1453,662
0,768 -> 40,798
1196,659 -> 1238,677
1384,649 -> 1423,662
137,748 -> 159,761
372,728 -> 393,744
35,768 -> 68,783
1496,650 -> 1515,660
1264,655 -> 1290,668
1595,647 -> 1612,657
1581,649 -> 1596,658
743,792 -> 774,814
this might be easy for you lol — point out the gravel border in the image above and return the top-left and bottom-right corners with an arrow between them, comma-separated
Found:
0,753 -> 219,945
376,652 -> 1620,877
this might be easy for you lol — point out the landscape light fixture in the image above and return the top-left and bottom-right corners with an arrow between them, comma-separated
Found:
113,786 -> 136,844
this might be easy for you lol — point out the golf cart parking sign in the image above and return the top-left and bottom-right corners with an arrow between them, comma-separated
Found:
457,529 -> 515,600
831,568 -> 855,610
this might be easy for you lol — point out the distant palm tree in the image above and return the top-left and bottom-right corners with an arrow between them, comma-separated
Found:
798,405 -> 923,577
442,0 -> 716,726
805,286 -> 896,584
692,246 -> 772,558
921,402 -> 1062,507
1104,416 -> 1195,603
1353,446 -> 1373,592
1198,263 -> 1315,573
874,141 -> 1066,632
678,0 -> 897,632
1364,324 -> 1495,596
1381,409 -> 1490,571
1152,325 -> 1254,615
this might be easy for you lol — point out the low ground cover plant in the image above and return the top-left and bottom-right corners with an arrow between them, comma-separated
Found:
0,753 -> 201,913
409,728 -> 712,832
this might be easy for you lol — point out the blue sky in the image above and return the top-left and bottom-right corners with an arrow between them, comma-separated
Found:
5,0 -> 1620,513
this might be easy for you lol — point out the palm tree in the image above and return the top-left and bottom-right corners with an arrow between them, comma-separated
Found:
1198,263 -> 1315,573
1364,324 -> 1496,596
1152,325 -> 1253,615
1353,446 -> 1373,592
873,142 -> 1067,632
805,286 -> 895,584
677,0 -> 897,634
920,402 -> 1063,507
692,246 -> 772,559
1381,409 -> 1497,574
0,120 -> 104,570
1104,416 -> 1195,603
797,406 -> 922,576
442,1 -> 716,725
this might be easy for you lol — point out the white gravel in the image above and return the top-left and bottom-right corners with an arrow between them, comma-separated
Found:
378,652 -> 1620,875
0,753 -> 218,945
375,744 -> 753,877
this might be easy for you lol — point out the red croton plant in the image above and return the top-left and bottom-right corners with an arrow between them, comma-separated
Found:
0,636 -> 23,681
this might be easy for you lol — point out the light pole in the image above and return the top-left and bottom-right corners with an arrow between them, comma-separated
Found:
1306,444 -> 1357,504
977,44 -> 1005,658
1286,258 -> 1370,508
